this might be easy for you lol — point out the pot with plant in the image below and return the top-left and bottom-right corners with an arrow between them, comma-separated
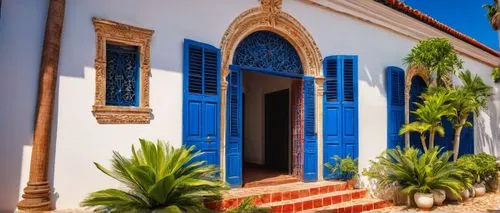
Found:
363,147 -> 466,210
431,189 -> 446,206
474,153 -> 498,194
325,155 -> 359,189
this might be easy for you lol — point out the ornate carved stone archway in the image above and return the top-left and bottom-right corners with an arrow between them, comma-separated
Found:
218,0 -> 324,180
220,0 -> 322,78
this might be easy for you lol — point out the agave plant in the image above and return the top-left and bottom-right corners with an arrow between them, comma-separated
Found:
80,139 -> 227,212
363,146 -> 468,197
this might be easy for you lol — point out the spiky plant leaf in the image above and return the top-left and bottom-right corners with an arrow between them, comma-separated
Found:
81,139 -> 228,212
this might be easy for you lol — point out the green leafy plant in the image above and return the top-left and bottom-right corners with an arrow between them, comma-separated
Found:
483,2 -> 499,30
448,71 -> 492,161
456,155 -> 479,183
80,139 -> 227,213
225,197 -> 270,213
474,153 -> 498,185
325,155 -> 358,180
492,67 -> 500,83
363,146 -> 468,196
400,88 -> 455,151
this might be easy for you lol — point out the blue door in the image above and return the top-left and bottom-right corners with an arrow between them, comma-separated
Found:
386,66 -> 405,149
226,70 -> 243,186
183,39 -> 220,168
409,76 -> 427,151
304,76 -> 317,181
323,56 -> 358,179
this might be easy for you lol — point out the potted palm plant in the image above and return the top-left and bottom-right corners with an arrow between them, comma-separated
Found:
80,139 -> 227,212
363,147 -> 466,209
325,156 -> 359,189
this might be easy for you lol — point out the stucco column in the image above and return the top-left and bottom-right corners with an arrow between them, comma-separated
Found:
17,0 -> 65,210
315,77 -> 325,181
220,73 -> 228,182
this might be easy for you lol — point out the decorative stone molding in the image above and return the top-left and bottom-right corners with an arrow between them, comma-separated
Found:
220,0 -> 322,78
92,17 -> 154,124
303,0 -> 500,67
219,0 -> 323,181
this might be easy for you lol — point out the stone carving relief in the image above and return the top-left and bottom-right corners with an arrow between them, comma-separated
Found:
92,17 -> 154,124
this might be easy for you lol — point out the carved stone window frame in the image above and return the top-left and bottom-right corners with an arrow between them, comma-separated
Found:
92,17 -> 154,124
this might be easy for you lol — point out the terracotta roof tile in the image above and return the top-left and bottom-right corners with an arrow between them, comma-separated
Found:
375,0 -> 499,57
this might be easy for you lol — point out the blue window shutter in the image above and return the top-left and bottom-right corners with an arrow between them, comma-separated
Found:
340,56 -> 358,162
183,39 -> 221,171
303,76 -> 317,181
226,70 -> 242,186
323,56 -> 342,179
386,66 -> 405,149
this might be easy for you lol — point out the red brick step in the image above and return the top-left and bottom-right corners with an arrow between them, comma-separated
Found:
261,189 -> 368,212
299,198 -> 392,213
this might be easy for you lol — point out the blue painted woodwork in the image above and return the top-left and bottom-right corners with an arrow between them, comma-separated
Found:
226,70 -> 243,186
303,76 -> 317,181
323,56 -> 359,179
386,66 -> 405,149
435,114 -> 474,156
233,31 -> 303,75
183,39 -> 221,169
105,44 -> 140,106
229,64 -> 304,79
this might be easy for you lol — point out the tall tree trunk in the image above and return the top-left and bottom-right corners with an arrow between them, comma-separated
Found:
419,134 -> 428,152
17,0 -> 65,211
453,117 -> 468,162
429,129 -> 435,149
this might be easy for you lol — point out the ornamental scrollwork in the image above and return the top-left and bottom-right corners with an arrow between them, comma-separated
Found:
233,31 -> 303,74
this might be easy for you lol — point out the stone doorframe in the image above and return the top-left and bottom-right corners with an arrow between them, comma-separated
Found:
218,0 -> 324,181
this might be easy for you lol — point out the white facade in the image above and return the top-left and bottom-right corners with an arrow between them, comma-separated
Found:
0,0 -> 499,211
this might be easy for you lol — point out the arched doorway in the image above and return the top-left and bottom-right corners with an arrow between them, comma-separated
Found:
409,76 -> 427,150
226,30 -> 308,187
219,0 -> 323,187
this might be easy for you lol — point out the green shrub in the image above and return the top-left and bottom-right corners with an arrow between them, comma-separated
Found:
325,155 -> 358,180
80,139 -> 227,213
491,67 -> 500,83
225,197 -> 270,213
363,146 -> 468,196
456,155 -> 479,183
474,153 -> 498,183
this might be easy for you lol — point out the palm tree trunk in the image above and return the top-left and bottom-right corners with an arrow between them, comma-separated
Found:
429,129 -> 435,149
16,0 -> 65,210
453,117 -> 468,162
419,134 -> 428,152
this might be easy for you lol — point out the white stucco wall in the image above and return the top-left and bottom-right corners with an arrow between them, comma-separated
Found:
242,72 -> 293,165
0,0 -> 498,210
0,0 -> 49,211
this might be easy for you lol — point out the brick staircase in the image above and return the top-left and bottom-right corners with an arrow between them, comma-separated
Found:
206,181 -> 391,212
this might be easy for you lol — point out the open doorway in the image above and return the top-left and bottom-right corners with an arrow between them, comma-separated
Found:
241,72 -> 299,187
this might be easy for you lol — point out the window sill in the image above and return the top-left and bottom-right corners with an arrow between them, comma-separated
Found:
92,105 -> 152,124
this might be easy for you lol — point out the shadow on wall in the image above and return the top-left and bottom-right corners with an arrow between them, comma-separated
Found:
476,93 -> 500,157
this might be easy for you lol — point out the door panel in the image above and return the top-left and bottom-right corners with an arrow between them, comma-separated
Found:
304,77 -> 317,181
226,70 -> 242,186
183,39 -> 220,170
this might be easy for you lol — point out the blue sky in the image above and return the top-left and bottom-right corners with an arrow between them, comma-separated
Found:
403,0 -> 499,50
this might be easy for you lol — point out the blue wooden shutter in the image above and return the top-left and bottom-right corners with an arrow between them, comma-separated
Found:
341,56 -> 358,161
386,66 -> 405,149
303,76 -> 317,181
183,39 -> 220,169
226,70 -> 242,186
323,57 -> 342,179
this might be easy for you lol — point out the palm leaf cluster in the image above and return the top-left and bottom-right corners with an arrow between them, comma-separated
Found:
80,139 -> 227,212
400,88 -> 455,150
363,146 -> 468,197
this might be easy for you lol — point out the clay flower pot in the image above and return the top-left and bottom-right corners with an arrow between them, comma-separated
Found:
474,183 -> 486,197
445,189 -> 459,202
414,192 -> 434,210
431,189 -> 446,206
459,189 -> 470,202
